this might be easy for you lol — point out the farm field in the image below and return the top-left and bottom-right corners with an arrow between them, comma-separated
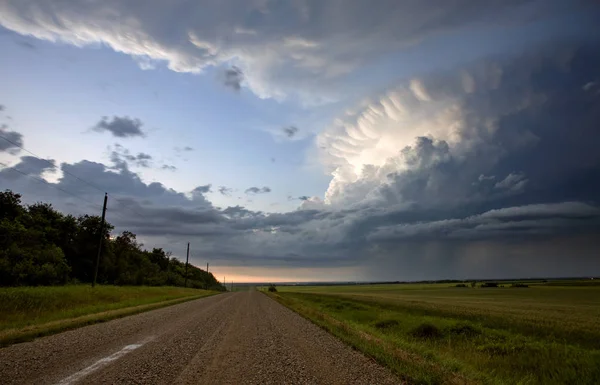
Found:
267,281 -> 600,384
0,285 -> 218,346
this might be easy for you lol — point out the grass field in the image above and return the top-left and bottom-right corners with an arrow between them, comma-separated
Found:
0,285 -> 219,346
266,281 -> 600,385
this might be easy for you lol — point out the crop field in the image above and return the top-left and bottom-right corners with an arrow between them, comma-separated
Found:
0,285 -> 218,346
266,281 -> 600,384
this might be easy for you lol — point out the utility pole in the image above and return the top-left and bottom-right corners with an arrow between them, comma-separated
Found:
92,193 -> 108,288
204,263 -> 209,290
184,242 -> 190,288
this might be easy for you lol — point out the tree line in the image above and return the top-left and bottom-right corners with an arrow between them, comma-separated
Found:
0,190 -> 225,290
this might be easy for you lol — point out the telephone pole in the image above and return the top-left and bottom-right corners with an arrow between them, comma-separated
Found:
205,263 -> 209,290
92,193 -> 108,288
184,242 -> 190,288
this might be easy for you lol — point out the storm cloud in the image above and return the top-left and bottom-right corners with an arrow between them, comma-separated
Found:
0,0 -> 589,101
1,37 -> 600,279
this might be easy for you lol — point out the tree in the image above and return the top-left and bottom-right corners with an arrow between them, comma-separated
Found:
0,190 -> 24,221
0,189 -> 226,290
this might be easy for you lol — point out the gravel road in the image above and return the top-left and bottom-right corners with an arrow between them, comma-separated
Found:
0,290 -> 400,384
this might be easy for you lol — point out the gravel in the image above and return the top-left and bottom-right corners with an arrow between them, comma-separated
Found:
0,290 -> 401,384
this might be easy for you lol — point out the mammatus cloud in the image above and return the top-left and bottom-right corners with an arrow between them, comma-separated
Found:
317,43 -> 600,213
0,124 -> 24,155
282,126 -> 299,138
93,116 -> 145,138
0,0 -> 584,100
223,66 -> 244,91
245,186 -> 271,194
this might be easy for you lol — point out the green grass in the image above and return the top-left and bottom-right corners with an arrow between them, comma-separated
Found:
0,285 -> 219,346
266,282 -> 600,385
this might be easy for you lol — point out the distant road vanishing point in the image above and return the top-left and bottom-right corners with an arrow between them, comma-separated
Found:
0,290 -> 400,384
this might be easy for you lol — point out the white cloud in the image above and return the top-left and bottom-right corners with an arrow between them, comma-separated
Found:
316,47 -> 592,208
0,0 -> 564,101
495,172 -> 528,192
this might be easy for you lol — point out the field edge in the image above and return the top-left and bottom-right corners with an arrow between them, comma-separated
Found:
0,291 -> 221,348
262,290 -> 472,385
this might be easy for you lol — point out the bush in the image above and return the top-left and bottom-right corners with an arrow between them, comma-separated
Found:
447,323 -> 480,337
410,323 -> 443,339
455,283 -> 468,288
511,283 -> 529,288
374,319 -> 400,330
481,282 -> 499,288
268,284 -> 277,292
477,343 -> 524,356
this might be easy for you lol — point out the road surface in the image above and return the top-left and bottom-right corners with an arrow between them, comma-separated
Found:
0,290 -> 400,384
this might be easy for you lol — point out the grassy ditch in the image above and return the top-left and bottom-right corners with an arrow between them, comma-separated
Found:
0,285 -> 218,346
266,284 -> 600,384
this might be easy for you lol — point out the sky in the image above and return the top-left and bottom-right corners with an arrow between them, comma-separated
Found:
1,0 -> 599,283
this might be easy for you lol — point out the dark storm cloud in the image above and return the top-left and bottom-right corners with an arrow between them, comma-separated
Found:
282,126 -> 298,138
367,202 -> 600,243
328,42 -> 600,214
245,186 -> 271,194
93,116 -> 145,138
2,40 -> 600,278
223,66 -> 243,91
0,124 -> 24,155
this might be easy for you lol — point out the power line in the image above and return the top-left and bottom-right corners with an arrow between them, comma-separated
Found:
0,136 -> 151,220
0,161 -> 103,210
0,161 -> 158,242
110,194 -> 154,220
0,136 -> 163,224
0,133 -> 106,194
